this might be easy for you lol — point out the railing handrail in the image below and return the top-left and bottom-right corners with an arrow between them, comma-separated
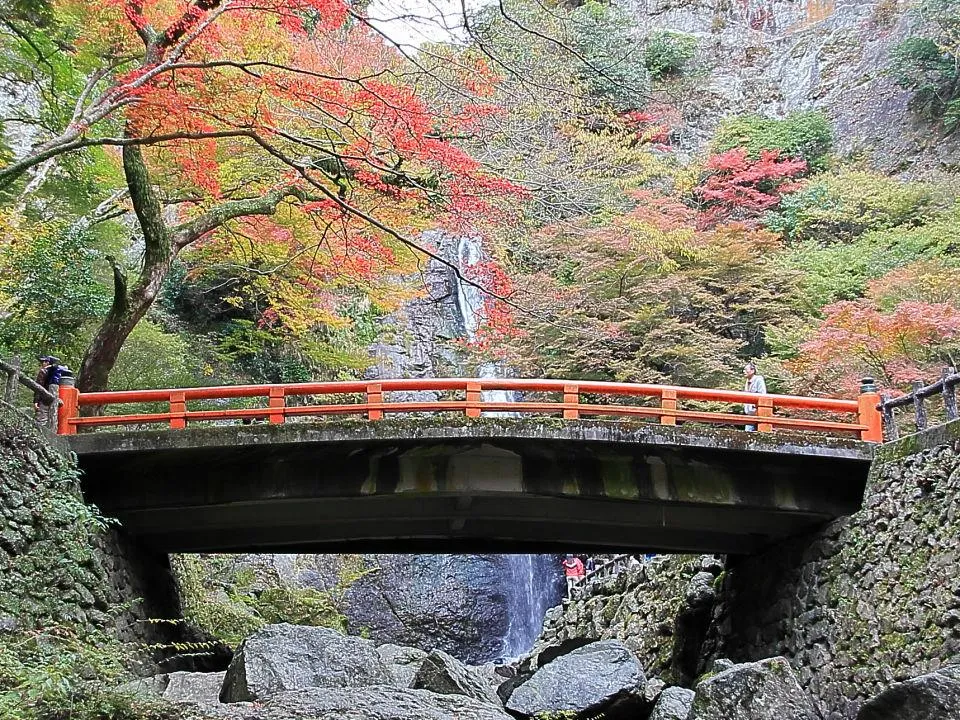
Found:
582,553 -> 632,586
880,367 -> 959,440
0,358 -> 57,405
54,376 -> 884,442
75,378 -> 861,412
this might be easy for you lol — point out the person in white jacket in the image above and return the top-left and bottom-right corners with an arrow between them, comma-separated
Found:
743,362 -> 767,432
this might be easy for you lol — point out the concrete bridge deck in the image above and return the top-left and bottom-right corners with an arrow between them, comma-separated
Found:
70,419 -> 874,554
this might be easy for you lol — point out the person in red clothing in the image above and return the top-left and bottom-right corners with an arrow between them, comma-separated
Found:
562,554 -> 585,598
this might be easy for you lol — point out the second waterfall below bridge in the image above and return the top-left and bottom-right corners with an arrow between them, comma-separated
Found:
499,554 -> 562,658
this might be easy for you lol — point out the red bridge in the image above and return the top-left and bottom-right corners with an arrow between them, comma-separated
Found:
55,377 -> 883,441
57,378 -> 882,554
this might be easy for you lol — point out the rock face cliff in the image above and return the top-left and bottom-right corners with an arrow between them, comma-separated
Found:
536,418 -> 960,719
263,553 -> 562,664
626,0 -> 960,176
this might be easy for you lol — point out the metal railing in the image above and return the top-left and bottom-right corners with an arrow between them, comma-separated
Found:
880,367 -> 959,441
1,356 -> 59,430
53,377 -> 884,441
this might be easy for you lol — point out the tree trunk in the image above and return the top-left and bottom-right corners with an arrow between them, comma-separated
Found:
77,142 -> 174,393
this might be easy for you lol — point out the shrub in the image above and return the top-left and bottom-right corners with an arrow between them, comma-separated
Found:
642,31 -> 698,79
572,1 -> 652,108
712,111 -> 833,169
783,203 -> 960,311
0,625 -> 180,720
890,0 -> 960,130
767,170 -> 934,243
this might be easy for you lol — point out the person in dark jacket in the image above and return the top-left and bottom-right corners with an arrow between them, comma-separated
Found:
33,355 -> 69,426
33,356 -> 56,425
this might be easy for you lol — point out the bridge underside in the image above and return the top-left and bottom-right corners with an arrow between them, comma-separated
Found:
71,419 -> 873,554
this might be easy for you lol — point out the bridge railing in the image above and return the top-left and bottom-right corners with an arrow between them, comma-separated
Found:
55,377 -> 883,441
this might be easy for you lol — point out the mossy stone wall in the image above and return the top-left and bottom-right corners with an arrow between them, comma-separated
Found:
0,410 -> 179,646
702,419 -> 960,719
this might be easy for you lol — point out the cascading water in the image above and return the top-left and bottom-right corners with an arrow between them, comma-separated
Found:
451,236 -> 561,657
453,236 -> 517,409
499,554 -> 562,658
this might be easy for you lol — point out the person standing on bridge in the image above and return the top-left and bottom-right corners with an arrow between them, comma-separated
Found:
562,554 -> 585,599
743,362 -> 767,431
33,356 -> 58,426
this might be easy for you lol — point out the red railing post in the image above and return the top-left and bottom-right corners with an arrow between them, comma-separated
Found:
57,384 -> 79,436
169,392 -> 187,429
366,383 -> 383,420
858,377 -> 883,443
660,388 -> 677,425
466,382 -> 482,418
757,396 -> 774,433
268,387 -> 285,424
563,384 -> 579,420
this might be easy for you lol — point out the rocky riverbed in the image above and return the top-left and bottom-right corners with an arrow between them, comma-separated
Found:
124,621 -> 960,720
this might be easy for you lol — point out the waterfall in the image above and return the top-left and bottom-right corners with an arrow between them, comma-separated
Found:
453,236 -> 517,410
451,236 -> 560,658
500,555 -> 562,658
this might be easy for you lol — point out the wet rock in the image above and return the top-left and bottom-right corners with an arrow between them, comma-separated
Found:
650,686 -> 696,720
377,643 -> 428,688
200,686 -> 514,720
412,649 -> 501,705
220,624 -> 390,702
857,665 -> 960,720
688,657 -> 819,720
505,639 -> 647,717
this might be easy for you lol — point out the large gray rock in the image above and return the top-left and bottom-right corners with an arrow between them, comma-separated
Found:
377,644 -> 428,688
651,686 -> 696,720
857,665 -> 960,720
220,624 -> 391,702
200,686 -> 514,720
413,649 -> 501,705
119,671 -> 226,705
164,671 -> 227,704
689,657 -> 820,720
505,639 -> 647,717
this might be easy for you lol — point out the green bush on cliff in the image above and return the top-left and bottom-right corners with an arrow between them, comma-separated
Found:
174,555 -> 372,647
643,31 -> 698,79
767,170 -> 935,243
890,0 -> 960,131
712,111 -> 833,169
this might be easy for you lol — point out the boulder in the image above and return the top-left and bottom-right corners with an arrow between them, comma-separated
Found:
377,644 -> 428,688
118,671 -> 226,705
413,649 -> 501,705
857,665 -> 960,720
505,639 -> 647,717
163,671 -> 227,704
220,624 -> 391,702
688,657 -> 820,720
199,686 -> 514,720
650,686 -> 696,720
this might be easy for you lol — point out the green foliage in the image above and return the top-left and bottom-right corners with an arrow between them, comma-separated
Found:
0,215 -> 110,365
783,203 -> 960,312
712,111 -> 833,168
109,320 -> 203,391
767,170 -> 934,243
0,625 -> 180,720
642,31 -> 698,79
174,555 -> 371,648
890,0 -> 960,130
571,2 -> 652,108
